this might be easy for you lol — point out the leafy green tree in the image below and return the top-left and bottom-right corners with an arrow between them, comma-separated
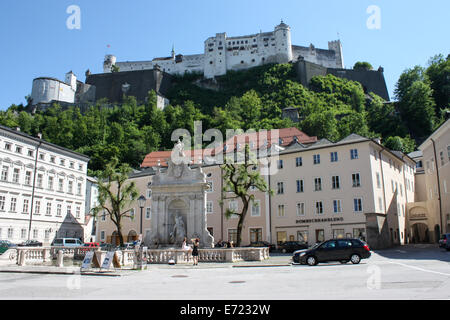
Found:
426,54 -> 450,114
221,144 -> 272,247
353,61 -> 373,71
93,158 -> 138,246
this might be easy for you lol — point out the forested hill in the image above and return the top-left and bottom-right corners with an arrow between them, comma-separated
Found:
0,54 -> 448,176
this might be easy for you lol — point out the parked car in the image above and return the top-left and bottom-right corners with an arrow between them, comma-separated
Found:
292,238 -> 371,266
120,242 -> 135,250
51,238 -> 83,247
0,240 -> 17,255
244,241 -> 275,252
18,240 -> 43,247
278,241 -> 308,253
439,233 -> 450,251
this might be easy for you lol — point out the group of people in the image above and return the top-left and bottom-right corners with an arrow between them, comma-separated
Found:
215,239 -> 234,248
182,237 -> 200,266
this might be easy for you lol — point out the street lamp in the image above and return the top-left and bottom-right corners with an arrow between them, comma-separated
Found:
137,195 -> 146,236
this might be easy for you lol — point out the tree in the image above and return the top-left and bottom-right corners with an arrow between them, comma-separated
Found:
93,158 -> 138,246
221,144 -> 272,247
353,61 -> 373,71
426,54 -> 450,114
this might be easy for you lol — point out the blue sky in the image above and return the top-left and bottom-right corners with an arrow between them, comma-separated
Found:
0,0 -> 448,110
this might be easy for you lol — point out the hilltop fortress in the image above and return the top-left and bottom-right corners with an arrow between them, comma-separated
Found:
29,21 -> 389,110
103,21 -> 344,78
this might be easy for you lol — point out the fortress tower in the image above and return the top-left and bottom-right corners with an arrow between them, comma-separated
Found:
274,20 -> 293,63
328,40 -> 344,68
103,54 -> 117,73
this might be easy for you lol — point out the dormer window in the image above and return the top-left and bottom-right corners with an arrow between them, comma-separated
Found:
4,143 -> 11,151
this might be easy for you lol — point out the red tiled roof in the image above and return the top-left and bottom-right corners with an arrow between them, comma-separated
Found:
140,127 -> 317,168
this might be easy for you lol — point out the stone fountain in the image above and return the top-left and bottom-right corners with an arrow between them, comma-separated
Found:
146,140 -> 214,248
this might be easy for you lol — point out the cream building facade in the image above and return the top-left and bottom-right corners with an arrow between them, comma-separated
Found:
0,125 -> 90,245
97,129 -> 416,249
407,118 -> 450,243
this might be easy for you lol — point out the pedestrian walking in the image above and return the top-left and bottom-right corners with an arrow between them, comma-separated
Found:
191,238 -> 200,266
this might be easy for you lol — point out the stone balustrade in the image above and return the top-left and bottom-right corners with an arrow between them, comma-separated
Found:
147,247 -> 269,264
0,246 -> 269,267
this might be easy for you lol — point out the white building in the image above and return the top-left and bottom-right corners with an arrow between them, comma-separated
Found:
0,125 -> 90,245
103,21 -> 344,79
30,71 -> 78,105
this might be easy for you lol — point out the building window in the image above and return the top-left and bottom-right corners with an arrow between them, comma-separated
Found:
1,166 -> 9,181
229,201 -> 238,216
56,204 -> 62,217
15,146 -> 22,154
314,178 -> 322,191
76,206 -> 81,218
24,171 -> 32,185
277,182 -> 284,194
296,202 -> 305,216
0,196 -> 5,211
313,154 -> 320,164
207,201 -> 213,214
277,159 -> 284,169
39,153 -> 45,161
350,149 -> 359,160
330,152 -> 338,162
8,228 -> 13,238
353,228 -> 366,240
48,176 -> 54,190
277,204 -> 285,217
277,231 -> 287,244
315,201 -> 323,215
37,174 -> 43,188
60,159 -> 65,166
78,164 -> 83,171
147,189 -> 152,198
206,181 -> 213,193
45,230 -> 50,240
100,231 -> 105,241
68,181 -> 73,194
12,168 -> 20,183
67,205 -> 72,216
378,197 -> 383,211
250,228 -> 262,243
33,229 -> 38,239
145,207 -> 151,219
35,201 -> 41,215
332,229 -> 345,239
58,179 -> 64,192
440,151 -> 445,166
376,172 -> 381,189
4,143 -> 11,151
447,145 -> 450,161
296,179 -> 304,193
10,197 -> 17,212
46,203 -> 52,216
333,200 -> 342,213
227,229 -> 238,243
295,157 -> 303,167
23,199 -> 29,214
21,228 -> 27,239
50,156 -> 55,163
297,230 -> 308,243
332,176 -> 340,189
70,162 -> 74,169
353,198 -> 363,212
251,200 -> 260,216
352,173 -> 361,187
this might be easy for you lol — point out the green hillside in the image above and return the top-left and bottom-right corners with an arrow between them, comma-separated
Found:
1,54 -> 448,176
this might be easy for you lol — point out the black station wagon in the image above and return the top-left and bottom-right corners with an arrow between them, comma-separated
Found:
292,238 -> 371,266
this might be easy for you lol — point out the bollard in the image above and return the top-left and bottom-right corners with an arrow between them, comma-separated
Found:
57,250 -> 64,267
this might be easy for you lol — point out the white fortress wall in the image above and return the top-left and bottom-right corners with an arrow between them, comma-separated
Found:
31,78 -> 75,104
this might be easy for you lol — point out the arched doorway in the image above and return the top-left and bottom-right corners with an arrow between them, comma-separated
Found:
127,230 -> 138,242
111,231 -> 119,245
411,223 -> 429,243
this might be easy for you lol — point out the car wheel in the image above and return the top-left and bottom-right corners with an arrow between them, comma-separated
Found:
306,256 -> 317,266
350,254 -> 361,264
340,260 -> 348,264
282,248 -> 287,253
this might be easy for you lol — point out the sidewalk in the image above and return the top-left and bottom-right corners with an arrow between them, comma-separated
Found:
0,265 -> 124,276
